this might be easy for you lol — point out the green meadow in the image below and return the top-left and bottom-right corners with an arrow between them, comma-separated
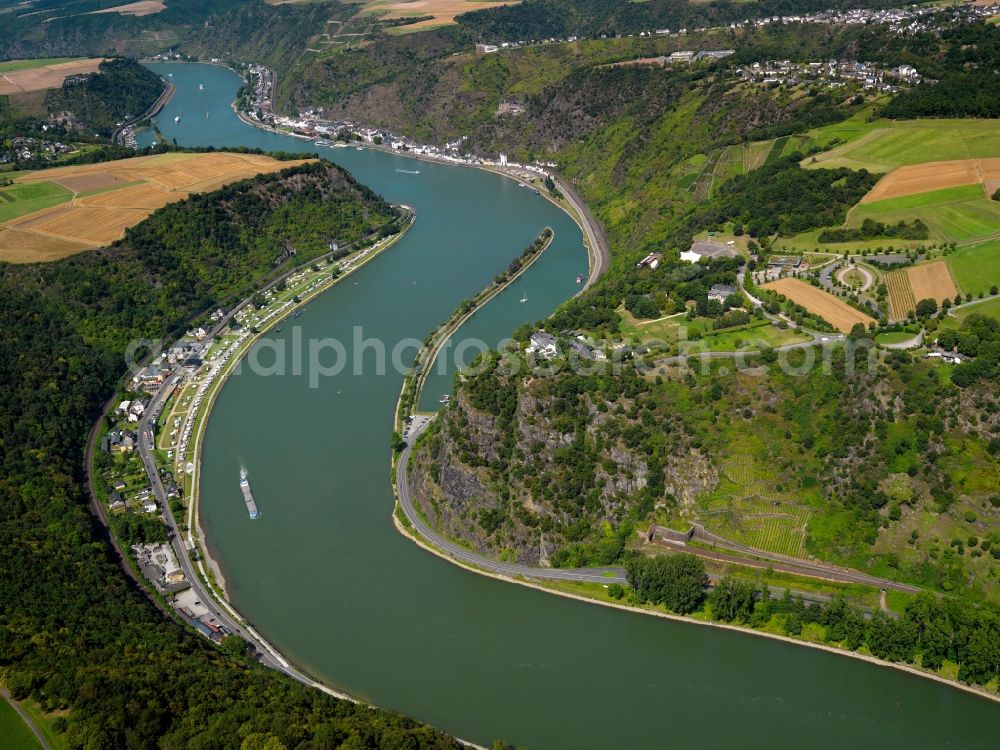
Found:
946,239 -> 1000,295
802,118 -> 1000,172
0,57 -> 86,74
0,181 -> 73,223
0,698 -> 42,750
849,184 -> 1000,244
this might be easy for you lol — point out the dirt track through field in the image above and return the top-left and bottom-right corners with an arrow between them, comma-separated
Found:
762,277 -> 875,332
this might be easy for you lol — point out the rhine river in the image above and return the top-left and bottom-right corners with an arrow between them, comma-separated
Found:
146,63 -> 998,748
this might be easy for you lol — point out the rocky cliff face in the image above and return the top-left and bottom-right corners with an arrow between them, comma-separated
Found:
407,363 -> 713,565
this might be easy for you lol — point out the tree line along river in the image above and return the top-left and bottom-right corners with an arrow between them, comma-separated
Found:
144,63 -> 998,749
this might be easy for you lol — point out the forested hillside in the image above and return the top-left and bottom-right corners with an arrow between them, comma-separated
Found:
45,57 -> 164,136
454,0 -> 893,42
0,160 -> 460,748
0,0 -> 343,75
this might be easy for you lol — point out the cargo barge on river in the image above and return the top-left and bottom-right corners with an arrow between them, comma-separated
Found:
240,469 -> 260,519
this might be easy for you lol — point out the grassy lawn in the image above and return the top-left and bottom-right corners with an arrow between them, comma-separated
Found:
944,296 -> 1000,325
876,331 -> 918,345
19,698 -> 67,750
698,321 -> 810,352
0,697 -> 43,750
780,228 -> 926,254
0,181 -> 73,223
946,239 -> 1000,295
0,57 -> 86,74
621,306 -> 809,352
804,118 -> 1000,172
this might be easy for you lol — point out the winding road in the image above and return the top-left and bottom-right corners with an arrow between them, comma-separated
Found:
396,417 -> 627,584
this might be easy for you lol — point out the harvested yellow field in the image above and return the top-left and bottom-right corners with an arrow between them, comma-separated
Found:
76,183 -> 175,210
762,277 -> 875,332
907,261 -> 959,305
0,227 -> 89,263
0,58 -> 105,95
2,152 -> 314,262
862,157 -> 1000,203
885,268 -> 916,319
17,205 -> 149,244
883,262 -> 959,319
89,0 -> 165,16
360,0 -> 519,30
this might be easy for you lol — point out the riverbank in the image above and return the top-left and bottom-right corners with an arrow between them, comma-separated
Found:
186,212 -> 415,605
395,227 -> 554,428
219,60 -> 607,294
391,505 -> 1000,706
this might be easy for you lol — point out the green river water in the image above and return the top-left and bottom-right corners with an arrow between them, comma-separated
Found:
147,63 -> 998,749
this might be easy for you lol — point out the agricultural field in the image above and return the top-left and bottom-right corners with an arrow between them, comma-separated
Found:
0,152 -> 314,262
761,278 -> 875,332
861,158 -> 1000,203
0,697 -> 42,750
884,261 -> 959,319
696,453 -> 811,558
687,140 -> 774,202
946,238 -> 1000,296
0,58 -> 87,74
0,58 -> 105,95
907,261 -> 959,305
804,118 -> 1000,173
0,181 -> 73,223
848,183 -> 1000,245
89,0 -> 165,16
885,268 -> 917,319
359,0 -> 520,31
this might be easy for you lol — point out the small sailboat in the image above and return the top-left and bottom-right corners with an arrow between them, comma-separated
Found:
174,115 -> 180,124
520,292 -> 528,303
198,83 -> 204,91
205,112 -> 210,118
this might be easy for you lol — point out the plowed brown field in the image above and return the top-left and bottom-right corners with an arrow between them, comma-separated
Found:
762,278 -> 875,332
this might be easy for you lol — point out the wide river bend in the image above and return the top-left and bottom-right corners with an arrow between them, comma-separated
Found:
145,62 -> 998,749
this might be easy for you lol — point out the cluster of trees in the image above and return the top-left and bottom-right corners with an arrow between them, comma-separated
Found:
557,256 -> 741,332
686,157 -> 879,238
818,218 -> 929,243
0,159 -> 459,747
709,581 -> 1000,686
45,58 -> 165,137
624,553 -> 708,614
619,554 -> 1000,687
945,314 -> 1000,387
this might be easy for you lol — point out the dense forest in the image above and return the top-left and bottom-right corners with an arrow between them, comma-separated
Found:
684,157 -> 878,238
45,57 -> 164,137
0,160 -> 462,748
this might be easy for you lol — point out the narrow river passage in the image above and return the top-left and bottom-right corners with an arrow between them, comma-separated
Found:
147,63 -> 998,749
